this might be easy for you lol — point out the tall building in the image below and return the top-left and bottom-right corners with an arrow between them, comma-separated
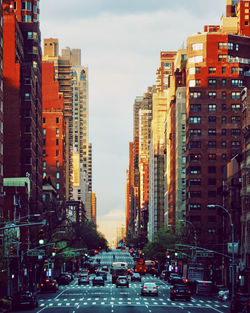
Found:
42,62 -> 64,200
0,0 -> 3,221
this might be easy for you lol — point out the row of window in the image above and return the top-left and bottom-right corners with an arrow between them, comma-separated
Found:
189,152 -> 239,161
189,116 -> 240,124
218,54 -> 250,64
190,66 -> 244,76
188,191 -> 217,198
190,103 -> 241,112
43,128 -> 60,135
189,140 -> 240,149
189,128 -> 241,136
190,91 -> 241,99
189,166 -> 217,174
43,161 -> 60,168
43,139 -> 60,146
43,117 -> 60,123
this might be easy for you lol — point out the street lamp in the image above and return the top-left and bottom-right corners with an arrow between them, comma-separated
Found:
207,204 -> 235,300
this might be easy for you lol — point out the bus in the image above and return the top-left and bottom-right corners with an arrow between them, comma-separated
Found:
110,262 -> 128,283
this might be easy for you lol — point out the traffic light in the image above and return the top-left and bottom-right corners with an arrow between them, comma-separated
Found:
9,246 -> 14,256
52,246 -> 57,257
38,228 -> 44,245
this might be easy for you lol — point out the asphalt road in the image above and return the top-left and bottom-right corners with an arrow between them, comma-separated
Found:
17,249 -> 230,313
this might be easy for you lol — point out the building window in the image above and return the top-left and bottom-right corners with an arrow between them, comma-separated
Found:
189,204 -> 201,211
190,92 -> 201,99
231,141 -> 241,149
56,117 -> 59,123
208,153 -> 216,160
231,116 -> 241,124
218,42 -> 227,49
231,129 -> 241,137
208,116 -> 216,123
221,104 -> 226,112
222,67 -> 226,74
221,79 -> 226,87
189,179 -> 201,186
189,117 -> 201,124
221,153 -> 227,161
221,141 -> 227,148
189,191 -> 201,198
218,54 -> 227,61
56,161 -> 59,167
222,92 -> 226,99
43,117 -> 46,123
189,154 -> 201,161
231,67 -> 238,74
43,161 -> 46,168
192,43 -> 203,51
56,183 -> 60,190
208,79 -> 216,86
232,79 -> 243,87
43,128 -> 46,135
208,191 -> 216,198
208,67 -> 216,74
208,166 -> 216,173
228,42 -> 234,50
208,178 -> 216,185
56,150 -> 59,156
221,116 -> 227,124
56,172 -> 60,179
189,166 -> 201,174
24,93 -> 30,100
56,128 -> 59,135
56,139 -> 59,145
189,141 -> 201,149
208,129 -> 216,136
190,104 -> 201,112
208,92 -> 216,99
43,139 -> 46,145
208,141 -> 216,148
231,104 -> 241,112
208,104 -> 216,112
189,129 -> 201,136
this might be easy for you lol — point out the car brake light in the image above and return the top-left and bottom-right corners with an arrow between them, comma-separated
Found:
117,279 -> 119,282
40,283 -> 43,287
46,279 -> 49,282
153,287 -> 157,289
78,277 -> 80,280
188,290 -> 191,294
52,283 -> 55,286
143,287 -> 147,289
173,290 -> 177,293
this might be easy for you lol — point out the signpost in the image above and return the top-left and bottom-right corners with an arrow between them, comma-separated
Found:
196,251 -> 214,258
27,249 -> 45,257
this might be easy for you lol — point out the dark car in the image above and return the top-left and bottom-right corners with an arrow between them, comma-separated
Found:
170,284 -> 191,301
230,293 -> 250,313
92,276 -> 105,286
12,291 -> 38,310
116,276 -> 129,288
78,275 -> 90,285
101,266 -> 109,272
131,273 -> 141,282
96,270 -> 107,280
40,279 -> 58,293
168,273 -> 182,284
56,274 -> 71,285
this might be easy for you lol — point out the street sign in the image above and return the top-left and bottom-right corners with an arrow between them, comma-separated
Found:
27,249 -> 45,257
196,251 -> 214,258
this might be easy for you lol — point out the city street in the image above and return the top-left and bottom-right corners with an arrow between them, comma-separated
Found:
16,250 -> 230,313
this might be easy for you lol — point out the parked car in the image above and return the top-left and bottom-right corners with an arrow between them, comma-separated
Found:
92,276 -> 105,286
40,279 -> 58,293
170,284 -> 191,301
78,275 -> 90,285
131,273 -> 141,282
101,266 -> 109,272
12,291 -> 38,310
116,276 -> 129,288
141,282 -> 158,296
56,274 -> 71,285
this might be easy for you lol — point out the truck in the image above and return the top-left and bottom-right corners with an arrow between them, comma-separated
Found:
110,262 -> 128,284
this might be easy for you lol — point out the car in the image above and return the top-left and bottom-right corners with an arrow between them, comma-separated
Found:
160,270 -> 171,280
170,284 -> 191,301
92,276 -> 105,286
116,276 -> 129,288
96,270 -> 107,280
56,274 -> 71,285
40,279 -> 58,293
12,291 -> 38,310
131,273 -> 141,282
78,275 -> 90,285
141,282 -> 158,296
168,273 -> 182,284
101,266 -> 109,272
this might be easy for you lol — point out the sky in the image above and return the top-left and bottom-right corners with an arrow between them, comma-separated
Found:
40,0 -> 226,246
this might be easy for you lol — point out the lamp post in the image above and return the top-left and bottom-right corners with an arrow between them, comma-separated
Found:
207,204 -> 235,300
